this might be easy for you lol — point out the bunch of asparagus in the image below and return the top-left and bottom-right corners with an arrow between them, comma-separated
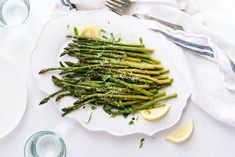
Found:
39,35 -> 177,117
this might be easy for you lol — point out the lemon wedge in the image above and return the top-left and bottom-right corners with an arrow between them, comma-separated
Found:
165,119 -> 194,143
79,24 -> 101,38
140,105 -> 171,121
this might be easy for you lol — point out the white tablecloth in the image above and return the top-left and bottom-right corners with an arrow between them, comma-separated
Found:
0,0 -> 235,156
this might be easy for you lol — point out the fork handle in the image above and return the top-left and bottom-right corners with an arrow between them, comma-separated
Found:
133,13 -> 184,31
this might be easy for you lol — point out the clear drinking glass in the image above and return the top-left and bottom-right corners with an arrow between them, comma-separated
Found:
0,0 -> 30,27
24,131 -> 67,157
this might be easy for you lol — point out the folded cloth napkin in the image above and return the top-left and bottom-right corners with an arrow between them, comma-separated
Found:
56,0 -> 235,127
60,0 -> 200,14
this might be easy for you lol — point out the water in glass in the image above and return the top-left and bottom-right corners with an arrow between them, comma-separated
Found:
0,0 -> 30,27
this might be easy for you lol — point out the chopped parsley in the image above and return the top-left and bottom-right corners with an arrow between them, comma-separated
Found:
74,27 -> 79,37
91,106 -> 97,110
110,32 -> 115,42
139,138 -> 145,148
85,112 -> 92,124
66,24 -> 70,30
123,113 -> 129,119
139,37 -> 144,47
135,115 -> 139,121
110,114 -> 116,118
116,37 -> 121,43
102,35 -> 108,40
128,120 -> 134,125
101,29 -> 106,33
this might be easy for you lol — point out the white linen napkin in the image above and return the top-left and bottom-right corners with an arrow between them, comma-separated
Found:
54,0 -> 235,127
60,0 -> 200,14
137,3 -> 235,127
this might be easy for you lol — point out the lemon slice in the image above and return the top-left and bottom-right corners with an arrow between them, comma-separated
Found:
165,119 -> 194,143
140,105 -> 171,121
79,24 -> 101,38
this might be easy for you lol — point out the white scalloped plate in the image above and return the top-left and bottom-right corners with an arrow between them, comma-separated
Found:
31,10 -> 190,136
0,55 -> 27,139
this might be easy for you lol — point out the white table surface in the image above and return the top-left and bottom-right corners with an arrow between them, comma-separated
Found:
1,0 -> 235,156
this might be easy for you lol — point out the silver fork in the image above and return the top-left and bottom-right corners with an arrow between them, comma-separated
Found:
105,0 -> 184,30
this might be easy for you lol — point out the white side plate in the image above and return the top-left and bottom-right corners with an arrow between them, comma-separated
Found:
0,55 -> 27,139
31,10 -> 190,136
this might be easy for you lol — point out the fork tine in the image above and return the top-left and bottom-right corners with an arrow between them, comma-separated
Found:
120,0 -> 131,4
105,3 -> 122,15
105,3 -> 118,11
106,1 -> 123,10
110,9 -> 122,15
109,0 -> 126,6
112,0 -> 130,8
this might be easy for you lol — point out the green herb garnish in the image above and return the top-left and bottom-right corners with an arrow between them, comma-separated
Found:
111,114 -> 116,118
85,112 -> 92,124
129,120 -> 134,125
66,24 -> 70,30
102,35 -> 108,40
139,138 -> 145,148
91,106 -> 97,110
110,32 -> 115,42
74,27 -> 79,37
139,37 -> 144,47
136,115 -> 139,121
116,37 -> 121,43
101,29 -> 106,33
123,113 -> 129,119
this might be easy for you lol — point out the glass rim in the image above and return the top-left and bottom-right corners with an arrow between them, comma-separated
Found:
0,0 -> 31,28
24,131 -> 67,157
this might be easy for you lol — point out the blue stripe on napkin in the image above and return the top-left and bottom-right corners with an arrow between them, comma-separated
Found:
60,0 -> 77,10
66,0 -> 77,9
229,59 -> 235,73
150,28 -> 215,58
150,28 -> 235,74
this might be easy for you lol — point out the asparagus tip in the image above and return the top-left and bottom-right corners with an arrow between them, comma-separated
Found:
55,97 -> 60,102
39,69 -> 47,74
60,53 -> 66,57
66,35 -> 73,38
39,98 -> 49,105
